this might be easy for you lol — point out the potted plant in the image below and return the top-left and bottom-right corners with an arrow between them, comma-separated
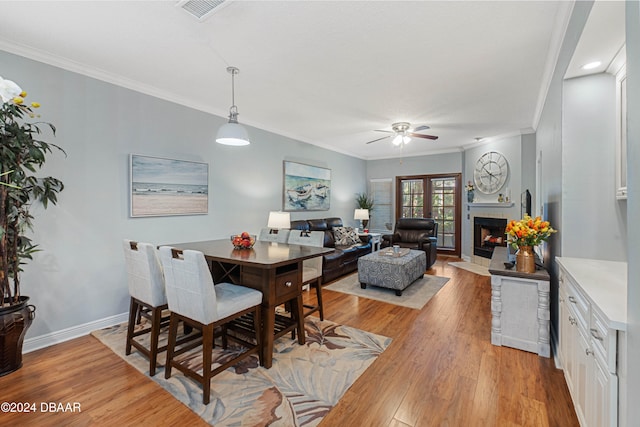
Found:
0,75 -> 64,376
355,193 -> 374,229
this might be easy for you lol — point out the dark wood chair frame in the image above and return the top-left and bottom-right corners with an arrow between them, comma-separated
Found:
164,303 -> 263,405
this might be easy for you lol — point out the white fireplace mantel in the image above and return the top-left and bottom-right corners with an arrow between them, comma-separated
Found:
468,202 -> 514,208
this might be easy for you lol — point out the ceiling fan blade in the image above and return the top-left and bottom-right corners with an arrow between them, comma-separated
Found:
365,135 -> 391,144
373,129 -> 393,133
412,125 -> 431,132
409,133 -> 439,140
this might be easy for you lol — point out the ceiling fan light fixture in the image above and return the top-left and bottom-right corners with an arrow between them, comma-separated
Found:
392,134 -> 404,146
216,66 -> 250,146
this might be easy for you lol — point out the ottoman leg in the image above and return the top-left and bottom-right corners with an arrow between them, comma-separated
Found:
395,290 -> 403,296
360,283 -> 367,289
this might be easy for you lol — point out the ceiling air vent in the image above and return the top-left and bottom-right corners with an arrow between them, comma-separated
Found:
177,0 -> 229,21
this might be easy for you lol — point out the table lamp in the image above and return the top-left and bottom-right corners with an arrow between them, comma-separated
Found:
354,209 -> 369,230
267,211 -> 290,234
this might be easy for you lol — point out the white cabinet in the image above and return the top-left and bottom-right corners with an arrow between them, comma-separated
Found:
557,257 -> 627,427
489,247 -> 551,357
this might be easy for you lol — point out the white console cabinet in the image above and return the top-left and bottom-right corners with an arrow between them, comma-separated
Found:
489,247 -> 551,357
556,257 -> 627,427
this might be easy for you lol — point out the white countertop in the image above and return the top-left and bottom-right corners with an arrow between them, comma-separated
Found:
556,257 -> 628,330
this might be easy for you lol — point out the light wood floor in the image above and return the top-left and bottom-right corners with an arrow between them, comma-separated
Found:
0,257 -> 578,426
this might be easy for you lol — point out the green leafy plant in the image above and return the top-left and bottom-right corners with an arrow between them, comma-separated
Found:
1,75 -> 65,307
355,192 -> 374,210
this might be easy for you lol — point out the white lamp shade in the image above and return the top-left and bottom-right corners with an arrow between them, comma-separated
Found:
216,122 -> 250,146
354,209 -> 369,220
267,211 -> 291,229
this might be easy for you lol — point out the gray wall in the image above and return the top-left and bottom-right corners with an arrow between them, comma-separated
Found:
2,50 -> 366,341
463,135 -> 529,259
562,73 -> 627,260
624,1 -> 639,424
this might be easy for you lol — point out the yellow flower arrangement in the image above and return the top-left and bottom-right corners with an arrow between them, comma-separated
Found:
505,215 -> 556,249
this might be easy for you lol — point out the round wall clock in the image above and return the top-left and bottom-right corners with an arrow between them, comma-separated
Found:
473,151 -> 509,194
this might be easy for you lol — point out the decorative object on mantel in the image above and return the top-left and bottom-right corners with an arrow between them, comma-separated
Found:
505,215 -> 556,273
465,181 -> 475,203
216,66 -> 250,146
231,232 -> 256,249
1,75 -> 65,376
497,193 -> 504,203
474,151 -> 509,194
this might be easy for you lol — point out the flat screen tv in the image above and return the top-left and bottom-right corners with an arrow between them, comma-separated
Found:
521,189 -> 532,218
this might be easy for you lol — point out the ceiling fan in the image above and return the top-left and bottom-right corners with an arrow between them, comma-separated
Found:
365,122 -> 438,145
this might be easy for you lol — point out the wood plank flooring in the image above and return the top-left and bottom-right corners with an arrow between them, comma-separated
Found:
0,257 -> 578,426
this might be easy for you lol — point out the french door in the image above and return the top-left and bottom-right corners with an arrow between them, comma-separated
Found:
395,174 -> 461,256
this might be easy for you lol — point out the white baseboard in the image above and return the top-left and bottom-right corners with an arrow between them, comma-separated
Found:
23,312 -> 128,353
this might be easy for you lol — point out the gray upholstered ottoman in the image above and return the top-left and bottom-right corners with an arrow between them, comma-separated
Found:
357,249 -> 427,296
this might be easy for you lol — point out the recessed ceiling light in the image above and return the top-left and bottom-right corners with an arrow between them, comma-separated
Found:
581,61 -> 602,70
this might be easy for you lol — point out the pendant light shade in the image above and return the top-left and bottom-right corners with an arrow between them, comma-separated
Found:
216,121 -> 250,146
216,66 -> 250,146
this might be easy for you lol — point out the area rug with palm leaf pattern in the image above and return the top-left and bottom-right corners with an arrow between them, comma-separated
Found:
91,317 -> 391,426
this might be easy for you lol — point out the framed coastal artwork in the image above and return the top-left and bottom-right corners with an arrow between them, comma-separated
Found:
283,160 -> 331,211
130,154 -> 208,217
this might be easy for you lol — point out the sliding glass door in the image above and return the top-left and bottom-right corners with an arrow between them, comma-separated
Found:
396,174 -> 461,256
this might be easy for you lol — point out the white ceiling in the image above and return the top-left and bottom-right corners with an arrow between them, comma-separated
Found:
0,1 -> 622,160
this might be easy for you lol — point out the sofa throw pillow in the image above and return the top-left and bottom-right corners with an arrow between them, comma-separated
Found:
333,226 -> 360,246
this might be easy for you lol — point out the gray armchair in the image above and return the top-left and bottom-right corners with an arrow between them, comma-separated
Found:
381,218 -> 438,269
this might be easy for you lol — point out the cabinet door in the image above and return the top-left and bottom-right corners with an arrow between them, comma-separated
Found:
574,328 -> 591,426
590,355 -> 616,427
559,296 -> 575,387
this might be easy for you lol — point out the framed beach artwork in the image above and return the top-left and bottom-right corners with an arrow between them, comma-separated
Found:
130,154 -> 208,217
283,160 -> 331,211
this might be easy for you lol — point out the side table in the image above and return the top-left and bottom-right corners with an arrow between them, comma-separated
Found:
359,232 -> 382,252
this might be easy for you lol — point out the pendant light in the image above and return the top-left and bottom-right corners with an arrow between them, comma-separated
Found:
216,66 -> 250,146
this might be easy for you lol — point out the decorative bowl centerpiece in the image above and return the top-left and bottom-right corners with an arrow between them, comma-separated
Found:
231,232 -> 256,249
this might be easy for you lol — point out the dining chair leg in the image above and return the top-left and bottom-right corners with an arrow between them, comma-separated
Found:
314,279 -> 324,321
201,324 -> 214,405
125,297 -> 138,356
164,314 -> 179,380
148,306 -> 163,376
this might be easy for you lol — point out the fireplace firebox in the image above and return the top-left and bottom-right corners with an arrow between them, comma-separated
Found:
473,217 -> 508,259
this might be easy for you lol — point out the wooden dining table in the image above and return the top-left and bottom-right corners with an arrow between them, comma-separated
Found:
163,238 -> 333,368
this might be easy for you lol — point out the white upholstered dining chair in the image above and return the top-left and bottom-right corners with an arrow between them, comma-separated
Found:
122,239 -> 168,376
158,246 -> 263,405
258,227 -> 291,243
287,230 -> 326,320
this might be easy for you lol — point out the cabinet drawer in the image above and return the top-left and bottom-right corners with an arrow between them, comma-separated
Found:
275,271 -> 299,300
591,307 -> 617,373
563,274 -> 589,331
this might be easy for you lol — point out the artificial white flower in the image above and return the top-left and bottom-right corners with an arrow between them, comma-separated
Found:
0,75 -> 23,104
